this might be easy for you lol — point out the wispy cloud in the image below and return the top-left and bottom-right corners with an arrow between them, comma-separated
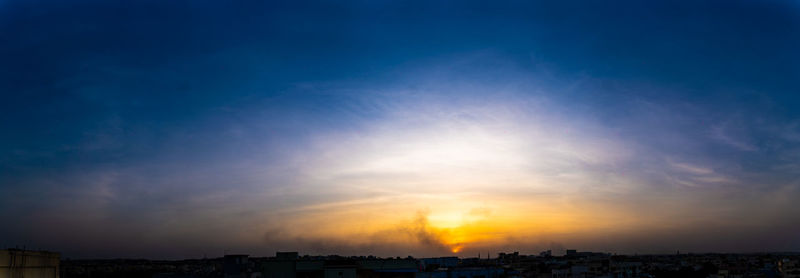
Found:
710,124 -> 758,152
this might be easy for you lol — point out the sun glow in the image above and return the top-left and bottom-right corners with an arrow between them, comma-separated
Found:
274,99 -> 643,256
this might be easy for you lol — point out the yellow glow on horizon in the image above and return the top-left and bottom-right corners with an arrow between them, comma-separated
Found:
261,196 -> 650,257
266,101 -> 646,256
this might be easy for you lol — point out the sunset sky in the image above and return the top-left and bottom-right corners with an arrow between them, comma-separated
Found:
2,0 -> 800,259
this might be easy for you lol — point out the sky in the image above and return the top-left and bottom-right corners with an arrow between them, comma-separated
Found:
1,0 -> 800,259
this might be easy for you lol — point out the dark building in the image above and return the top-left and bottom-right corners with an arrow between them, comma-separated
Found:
263,253 -> 417,278
224,255 -> 250,278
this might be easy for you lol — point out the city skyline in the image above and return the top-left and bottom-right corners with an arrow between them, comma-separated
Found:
2,0 -> 800,260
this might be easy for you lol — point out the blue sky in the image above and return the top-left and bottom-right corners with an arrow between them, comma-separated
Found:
2,0 -> 800,259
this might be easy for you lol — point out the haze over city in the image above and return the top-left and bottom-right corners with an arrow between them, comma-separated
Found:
2,0 -> 800,260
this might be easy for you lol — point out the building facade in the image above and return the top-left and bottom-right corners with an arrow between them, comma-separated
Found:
0,249 -> 60,278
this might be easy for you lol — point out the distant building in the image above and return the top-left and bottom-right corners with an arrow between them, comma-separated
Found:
496,252 -> 519,264
264,252 -> 297,278
224,255 -> 250,278
420,257 -> 458,270
263,252 -> 418,278
780,258 -> 800,278
565,250 -> 576,256
278,252 -> 299,260
324,260 -> 357,278
539,250 -> 551,257
0,249 -> 60,278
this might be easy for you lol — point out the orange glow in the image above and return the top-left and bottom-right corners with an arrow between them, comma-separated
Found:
263,190 -> 650,257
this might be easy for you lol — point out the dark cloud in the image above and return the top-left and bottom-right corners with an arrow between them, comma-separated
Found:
261,211 -> 455,257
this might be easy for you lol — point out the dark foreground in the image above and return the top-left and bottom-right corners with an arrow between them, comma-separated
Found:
58,251 -> 800,278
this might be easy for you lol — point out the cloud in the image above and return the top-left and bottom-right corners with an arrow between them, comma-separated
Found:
403,211 -> 457,253
670,162 -> 714,175
261,210 -> 463,257
666,160 -> 738,187
710,125 -> 758,152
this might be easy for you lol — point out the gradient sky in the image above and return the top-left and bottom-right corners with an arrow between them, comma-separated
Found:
2,0 -> 800,259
